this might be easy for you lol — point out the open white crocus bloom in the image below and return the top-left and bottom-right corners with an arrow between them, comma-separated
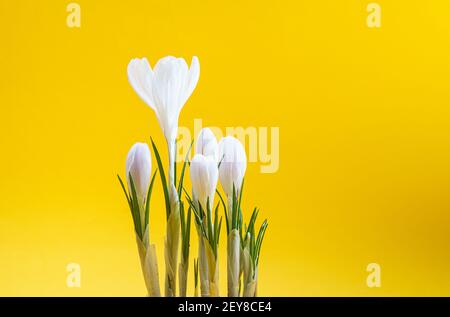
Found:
127,56 -> 200,144
195,128 -> 218,162
128,55 -> 199,297
190,154 -> 219,211
218,136 -> 247,197
126,142 -> 152,208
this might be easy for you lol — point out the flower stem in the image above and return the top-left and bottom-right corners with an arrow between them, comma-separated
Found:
178,254 -> 189,297
197,230 -> 210,296
164,138 -> 180,297
227,229 -> 240,297
136,232 -> 161,296
242,246 -> 258,297
168,138 -> 176,194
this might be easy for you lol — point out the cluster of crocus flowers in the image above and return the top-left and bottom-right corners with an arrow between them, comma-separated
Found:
128,55 -> 199,296
119,55 -> 268,297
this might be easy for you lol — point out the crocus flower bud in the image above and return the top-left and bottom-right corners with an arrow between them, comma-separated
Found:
126,142 -> 152,206
218,136 -> 247,197
195,128 -> 218,161
190,154 -> 219,210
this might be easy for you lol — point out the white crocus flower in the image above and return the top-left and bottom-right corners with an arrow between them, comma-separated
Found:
218,136 -> 247,197
127,56 -> 200,144
192,130 -> 218,297
126,142 -> 152,208
218,137 -> 246,297
190,154 -> 219,211
190,153 -> 221,297
195,128 -> 218,161
123,143 -> 160,296
128,56 -> 199,296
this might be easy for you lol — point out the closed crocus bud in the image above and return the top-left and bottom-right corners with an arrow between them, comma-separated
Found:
218,136 -> 247,197
190,154 -> 219,210
195,128 -> 218,161
126,142 -> 152,206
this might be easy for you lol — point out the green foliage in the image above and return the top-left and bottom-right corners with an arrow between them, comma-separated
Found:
117,170 -> 158,241
241,208 -> 268,268
194,258 -> 199,290
216,189 -> 228,234
185,192 -> 222,258
177,140 -> 193,199
150,138 -> 171,220
178,140 -> 194,263
180,201 -> 192,261
145,171 -> 158,230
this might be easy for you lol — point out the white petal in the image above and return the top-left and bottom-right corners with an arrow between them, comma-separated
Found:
218,137 -> 247,197
190,154 -> 218,209
196,128 -> 218,161
182,56 -> 200,107
126,142 -> 152,205
151,56 -> 189,140
127,58 -> 156,112
130,56 -> 200,143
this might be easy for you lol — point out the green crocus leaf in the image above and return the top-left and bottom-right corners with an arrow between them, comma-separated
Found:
151,138 -> 171,220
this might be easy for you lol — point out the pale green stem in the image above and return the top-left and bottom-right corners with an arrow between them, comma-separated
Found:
164,137 -> 180,297
136,228 -> 161,297
178,254 -> 189,297
168,138 -> 176,192
227,196 -> 240,297
196,229 -> 209,296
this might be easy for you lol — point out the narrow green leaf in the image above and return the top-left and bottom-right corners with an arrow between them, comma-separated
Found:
238,207 -> 244,244
232,184 -> 237,229
129,173 -> 142,239
151,138 -> 171,219
177,140 -> 194,199
206,197 -> 213,242
216,189 -> 229,235
256,219 -> 268,253
118,174 -> 138,234
184,193 -> 195,211
194,258 -> 199,288
246,207 -> 259,238
198,205 -> 208,238
217,217 -> 223,245
213,202 -> 219,245
144,169 -> 158,229
117,175 -> 131,205
218,154 -> 225,169
183,188 -> 193,204
237,178 -> 245,220
180,201 -> 186,241
256,220 -> 268,265
250,224 -> 256,260
174,139 -> 177,188
185,205 -> 192,259
189,199 -> 203,228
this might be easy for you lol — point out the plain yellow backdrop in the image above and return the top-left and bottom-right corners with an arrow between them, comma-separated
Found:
1,0 -> 450,296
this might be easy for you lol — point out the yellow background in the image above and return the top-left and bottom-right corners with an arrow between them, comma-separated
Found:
1,0 -> 450,296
